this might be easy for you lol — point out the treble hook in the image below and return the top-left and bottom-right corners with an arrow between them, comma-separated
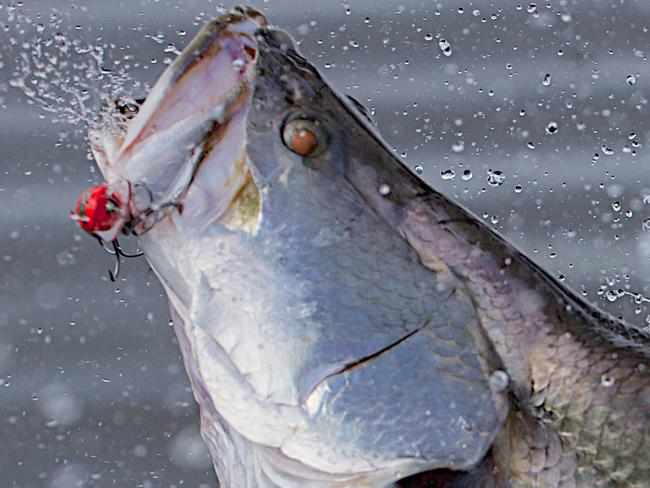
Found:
123,200 -> 180,237
114,240 -> 144,258
96,237 -> 144,282
95,236 -> 116,255
108,241 -> 121,282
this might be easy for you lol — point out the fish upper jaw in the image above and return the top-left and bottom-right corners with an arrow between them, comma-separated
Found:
88,7 -> 268,232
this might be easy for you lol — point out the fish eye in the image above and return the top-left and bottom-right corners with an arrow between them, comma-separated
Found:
281,116 -> 328,157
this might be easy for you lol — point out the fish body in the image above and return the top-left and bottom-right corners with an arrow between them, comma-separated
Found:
87,7 -> 650,487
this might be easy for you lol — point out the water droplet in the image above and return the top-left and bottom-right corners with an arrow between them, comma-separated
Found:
414,164 -> 423,175
612,201 -> 621,211
440,169 -> 456,180
600,374 -> 615,387
514,185 -> 523,194
527,141 -> 536,149
378,183 -> 391,196
9,78 -> 25,88
53,32 -> 67,44
545,121 -> 558,135
134,444 -> 148,458
602,145 -> 614,155
542,73 -> 551,86
169,425 -> 212,469
642,218 -> 650,231
438,39 -> 452,57
164,43 -> 181,55
487,169 -> 506,187
39,383 -> 83,427
462,169 -> 473,181
606,290 -> 618,302
36,282 -> 64,311
489,370 -> 509,392
626,74 -> 636,85
424,33 -> 433,41
451,140 -> 465,153
527,3 -> 538,14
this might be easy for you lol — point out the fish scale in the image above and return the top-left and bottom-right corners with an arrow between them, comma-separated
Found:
407,208 -> 650,486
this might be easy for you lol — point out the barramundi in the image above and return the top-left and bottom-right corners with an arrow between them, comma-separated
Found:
74,6 -> 650,487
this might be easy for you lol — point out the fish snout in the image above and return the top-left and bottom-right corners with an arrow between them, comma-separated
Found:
86,7 -> 273,238
230,5 -> 268,27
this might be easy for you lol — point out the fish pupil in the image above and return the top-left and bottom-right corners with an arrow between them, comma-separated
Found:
291,128 -> 318,156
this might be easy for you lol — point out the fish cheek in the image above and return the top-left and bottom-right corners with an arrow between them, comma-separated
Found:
243,118 -> 288,184
298,147 -> 333,173
219,172 -> 261,234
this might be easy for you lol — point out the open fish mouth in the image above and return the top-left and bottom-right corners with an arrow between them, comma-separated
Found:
88,6 -> 266,233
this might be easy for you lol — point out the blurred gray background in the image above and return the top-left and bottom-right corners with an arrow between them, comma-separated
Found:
2,0 -> 650,486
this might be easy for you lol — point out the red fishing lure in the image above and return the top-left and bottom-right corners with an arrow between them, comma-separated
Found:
74,185 -> 125,236
71,180 -> 180,280
71,181 -> 143,281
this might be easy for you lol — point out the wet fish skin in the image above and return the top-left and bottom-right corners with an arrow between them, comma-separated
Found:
251,27 -> 650,486
90,7 -> 650,487
394,197 -> 650,487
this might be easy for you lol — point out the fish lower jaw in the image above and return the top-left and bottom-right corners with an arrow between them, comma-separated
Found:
200,418 -> 435,488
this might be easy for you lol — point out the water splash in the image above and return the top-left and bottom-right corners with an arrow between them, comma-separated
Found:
2,4 -> 146,132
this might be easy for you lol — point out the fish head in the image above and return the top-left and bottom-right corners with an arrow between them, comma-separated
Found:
89,7 -> 509,486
